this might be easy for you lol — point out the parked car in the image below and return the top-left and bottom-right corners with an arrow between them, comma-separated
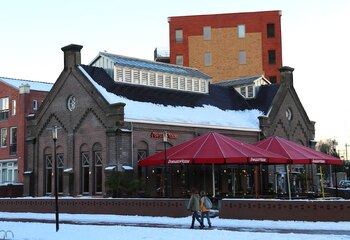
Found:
339,180 -> 350,188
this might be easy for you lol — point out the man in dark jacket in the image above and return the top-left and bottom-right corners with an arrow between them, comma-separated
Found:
187,188 -> 204,229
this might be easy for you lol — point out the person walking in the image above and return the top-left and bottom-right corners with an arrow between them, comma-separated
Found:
200,191 -> 212,228
187,188 -> 204,229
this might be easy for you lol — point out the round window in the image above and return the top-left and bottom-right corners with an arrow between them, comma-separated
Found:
286,108 -> 292,121
67,95 -> 76,111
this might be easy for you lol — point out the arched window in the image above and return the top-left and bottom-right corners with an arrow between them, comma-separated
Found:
93,143 -> 102,194
80,144 -> 90,194
44,147 -> 52,195
56,146 -> 64,193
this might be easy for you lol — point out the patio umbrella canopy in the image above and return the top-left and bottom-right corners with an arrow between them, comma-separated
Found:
138,132 -> 288,166
254,136 -> 342,165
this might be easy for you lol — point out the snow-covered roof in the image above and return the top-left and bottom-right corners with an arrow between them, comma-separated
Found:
0,76 -> 53,92
79,66 -> 262,131
215,75 -> 270,87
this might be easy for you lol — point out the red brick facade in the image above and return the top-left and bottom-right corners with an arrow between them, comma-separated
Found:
169,11 -> 282,83
0,80 -> 49,183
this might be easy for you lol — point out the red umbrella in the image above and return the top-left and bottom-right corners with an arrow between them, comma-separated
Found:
254,136 -> 342,165
138,132 -> 288,166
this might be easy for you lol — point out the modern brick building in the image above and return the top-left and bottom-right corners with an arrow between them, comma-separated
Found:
0,77 -> 52,185
168,11 -> 283,84
24,44 -> 315,198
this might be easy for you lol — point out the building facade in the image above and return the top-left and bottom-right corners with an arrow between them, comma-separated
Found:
24,44 -> 315,198
168,11 -> 283,84
0,77 -> 52,185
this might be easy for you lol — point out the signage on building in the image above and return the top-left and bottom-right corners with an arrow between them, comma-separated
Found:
168,159 -> 191,164
150,132 -> 177,139
249,157 -> 268,163
312,159 -> 326,164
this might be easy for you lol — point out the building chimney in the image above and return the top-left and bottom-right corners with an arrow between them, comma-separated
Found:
61,44 -> 83,70
19,83 -> 30,94
279,66 -> 294,85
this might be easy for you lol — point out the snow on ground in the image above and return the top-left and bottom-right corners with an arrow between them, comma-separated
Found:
1,212 -> 349,240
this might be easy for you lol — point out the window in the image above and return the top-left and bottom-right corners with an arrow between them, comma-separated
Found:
141,72 -> 148,85
1,128 -> 7,147
240,85 -> 255,98
0,97 -> 9,121
57,153 -> 64,193
137,150 -> 148,161
11,100 -> 16,116
204,52 -> 212,66
157,74 -> 164,87
247,85 -> 254,98
9,127 -> 17,155
239,50 -> 246,64
268,50 -> 276,64
269,76 -> 277,83
81,151 -> 90,194
203,26 -> 211,40
165,75 -> 171,88
238,24 -> 245,38
124,69 -> 132,83
33,100 -> 38,111
45,154 -> 52,194
149,72 -> 156,86
175,29 -> 183,43
240,87 -> 246,97
94,150 -> 102,194
267,23 -> 275,38
286,108 -> 293,121
176,55 -> 183,65
132,70 -> 140,84
0,161 -> 18,183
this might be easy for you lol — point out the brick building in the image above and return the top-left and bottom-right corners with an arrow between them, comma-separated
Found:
167,11 -> 283,84
24,44 -> 314,198
0,77 -> 52,185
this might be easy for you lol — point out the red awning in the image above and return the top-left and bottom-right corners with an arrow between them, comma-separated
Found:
138,132 -> 287,166
254,136 -> 342,165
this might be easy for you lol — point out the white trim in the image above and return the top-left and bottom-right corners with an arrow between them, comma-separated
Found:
0,158 -> 17,162
124,118 -> 260,132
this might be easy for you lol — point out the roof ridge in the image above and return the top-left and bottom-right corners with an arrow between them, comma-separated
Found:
0,76 -> 53,85
99,52 -> 209,74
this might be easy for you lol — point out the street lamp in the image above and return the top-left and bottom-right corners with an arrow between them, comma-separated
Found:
163,131 -> 168,197
52,126 -> 59,232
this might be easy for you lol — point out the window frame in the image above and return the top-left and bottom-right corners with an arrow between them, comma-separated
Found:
204,52 -> 212,66
267,23 -> 275,38
203,26 -> 211,40
33,99 -> 38,111
1,128 -> 7,148
239,50 -> 246,64
176,55 -> 183,65
11,99 -> 16,116
268,50 -> 276,64
175,29 -> 183,43
238,24 -> 245,38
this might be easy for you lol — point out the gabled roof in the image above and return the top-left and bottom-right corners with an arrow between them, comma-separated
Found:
215,75 -> 270,87
0,76 -> 53,92
90,52 -> 211,80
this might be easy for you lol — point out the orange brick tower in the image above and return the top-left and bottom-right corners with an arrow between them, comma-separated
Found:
168,11 -> 283,83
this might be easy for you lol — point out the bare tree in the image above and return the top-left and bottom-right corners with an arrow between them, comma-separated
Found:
316,139 -> 339,158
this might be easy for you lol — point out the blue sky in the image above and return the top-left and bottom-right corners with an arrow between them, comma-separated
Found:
1,0 -> 350,155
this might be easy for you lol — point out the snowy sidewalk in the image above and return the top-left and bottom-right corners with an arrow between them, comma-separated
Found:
1,212 -> 350,236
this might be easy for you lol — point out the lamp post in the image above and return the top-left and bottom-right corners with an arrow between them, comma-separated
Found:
52,126 -> 59,232
163,131 -> 168,197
